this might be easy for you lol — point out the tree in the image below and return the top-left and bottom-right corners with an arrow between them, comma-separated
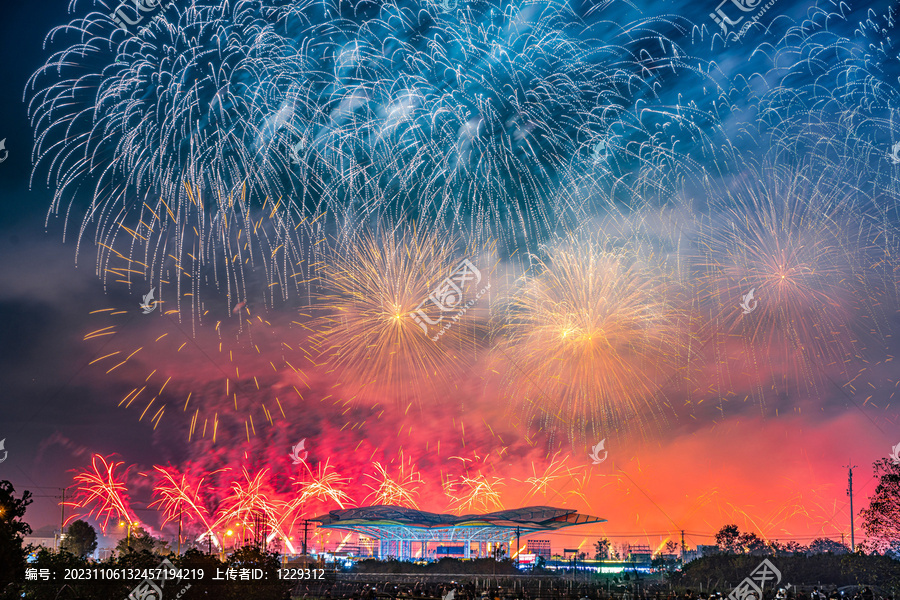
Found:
715,524 -> 741,554
664,540 -> 678,555
594,538 -> 610,559
807,537 -> 849,555
738,532 -> 769,555
610,544 -> 622,560
61,519 -> 97,558
115,526 -> 170,555
882,540 -> 900,560
0,481 -> 33,597
861,458 -> 900,553
769,540 -> 807,556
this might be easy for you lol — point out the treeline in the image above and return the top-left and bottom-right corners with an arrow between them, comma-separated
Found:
671,554 -> 900,591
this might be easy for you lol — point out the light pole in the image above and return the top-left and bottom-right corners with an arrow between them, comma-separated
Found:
119,520 -> 139,551
844,462 -> 857,551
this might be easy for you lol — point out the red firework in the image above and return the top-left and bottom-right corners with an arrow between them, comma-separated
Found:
68,454 -> 137,532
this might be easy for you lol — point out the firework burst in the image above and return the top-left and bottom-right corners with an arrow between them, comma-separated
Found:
515,453 -> 586,505
150,466 -> 222,547
445,474 -> 506,514
496,235 -> 686,442
293,460 -> 354,511
27,0 -> 727,295
68,455 -> 136,532
364,461 -> 424,508
210,468 -> 295,552
695,165 -> 895,400
312,223 -> 492,406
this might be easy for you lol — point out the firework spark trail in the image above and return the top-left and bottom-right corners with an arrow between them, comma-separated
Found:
68,455 -> 136,532
93,185 -> 324,328
26,0 -> 733,308
312,223 -> 492,406
695,164 -> 894,403
150,466 -> 222,547
293,460 -> 354,511
209,468 -> 295,553
497,235 -> 686,442
364,461 -> 424,508
84,301 -> 317,440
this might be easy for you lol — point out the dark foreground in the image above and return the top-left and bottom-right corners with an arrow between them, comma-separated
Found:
12,552 -> 900,600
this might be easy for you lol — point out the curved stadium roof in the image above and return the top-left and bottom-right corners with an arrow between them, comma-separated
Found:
311,506 -> 605,544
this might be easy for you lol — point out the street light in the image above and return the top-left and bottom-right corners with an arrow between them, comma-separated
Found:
119,520 -> 139,550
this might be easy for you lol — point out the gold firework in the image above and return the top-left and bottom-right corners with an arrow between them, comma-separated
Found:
313,223 -> 493,406
364,461 -> 424,508
84,304 -> 308,441
497,236 -> 684,440
293,461 -> 354,510
445,474 -> 505,513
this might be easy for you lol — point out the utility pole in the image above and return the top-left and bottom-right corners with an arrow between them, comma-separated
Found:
844,462 -> 857,552
302,520 -> 310,556
680,530 -> 685,562
59,488 -> 66,551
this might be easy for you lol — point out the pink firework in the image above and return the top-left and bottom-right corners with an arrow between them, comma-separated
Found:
150,466 -> 221,547
211,468 -> 295,553
68,454 -> 136,532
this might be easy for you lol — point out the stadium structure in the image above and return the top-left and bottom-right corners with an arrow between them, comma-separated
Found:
311,505 -> 605,560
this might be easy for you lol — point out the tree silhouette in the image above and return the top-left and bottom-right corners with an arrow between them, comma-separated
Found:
0,480 -> 33,597
115,526 -> 170,555
715,524 -> 741,554
860,458 -> 900,554
593,538 -> 610,559
807,538 -> 849,555
738,532 -> 768,555
61,520 -> 98,558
